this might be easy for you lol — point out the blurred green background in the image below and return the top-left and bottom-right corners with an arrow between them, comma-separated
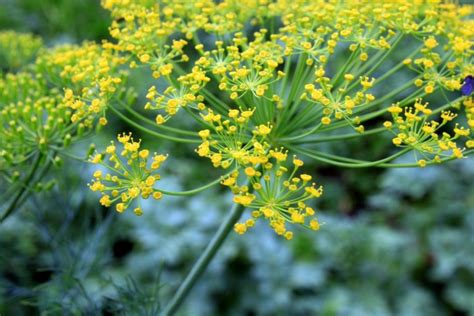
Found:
0,1 -> 473,315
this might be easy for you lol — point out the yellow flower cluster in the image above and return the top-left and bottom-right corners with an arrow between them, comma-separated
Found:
103,0 -> 269,38
88,133 -> 167,216
96,0 -> 474,239
403,35 -> 471,96
194,107 -> 325,238
2,0 -> 471,240
223,154 -> 322,239
302,76 -> 373,131
0,31 -> 42,69
144,65 -> 210,124
107,2 -> 189,78
195,34 -> 286,101
35,42 -> 127,127
100,0 -> 472,140
385,100 -> 470,166
196,108 -> 272,168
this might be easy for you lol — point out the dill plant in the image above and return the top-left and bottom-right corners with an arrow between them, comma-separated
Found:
0,1 -> 473,314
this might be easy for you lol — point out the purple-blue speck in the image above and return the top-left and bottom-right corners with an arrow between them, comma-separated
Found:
461,75 -> 473,96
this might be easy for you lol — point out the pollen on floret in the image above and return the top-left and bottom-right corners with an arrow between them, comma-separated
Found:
93,170 -> 102,178
91,154 -> 102,164
418,159 -> 427,168
234,223 -> 247,235
392,137 -> 402,145
100,195 -> 111,207
453,148 -> 463,159
116,203 -> 125,213
139,149 -> 149,159
245,167 -> 257,177
293,157 -> 304,167
321,116 -> 331,125
310,219 -> 320,231
424,85 -> 434,94
424,37 -> 438,49
344,74 -> 354,81
155,115 -> 166,125
133,207 -> 143,216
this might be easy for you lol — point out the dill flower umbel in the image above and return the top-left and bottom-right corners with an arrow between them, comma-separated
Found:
88,133 -> 167,216
0,71 -> 73,176
196,108 -> 271,168
35,42 -> 128,127
95,0 -> 473,238
385,99 -> 468,165
224,153 -> 322,239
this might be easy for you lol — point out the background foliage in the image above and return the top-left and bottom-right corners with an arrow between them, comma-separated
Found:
0,1 -> 473,315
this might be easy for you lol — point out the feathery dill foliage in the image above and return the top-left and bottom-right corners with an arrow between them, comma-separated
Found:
1,1 -> 473,238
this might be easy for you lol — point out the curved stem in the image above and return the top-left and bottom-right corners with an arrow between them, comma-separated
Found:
109,106 -> 200,144
290,145 -> 412,168
279,122 -> 323,142
158,170 -> 235,196
118,101 -> 197,136
292,145 -> 473,168
161,202 -> 246,316
49,146 -> 88,162
286,126 -> 386,144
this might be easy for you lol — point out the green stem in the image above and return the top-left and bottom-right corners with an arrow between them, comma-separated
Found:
280,122 -> 323,142
159,170 -> 235,196
293,146 -> 474,168
357,33 -> 403,78
285,126 -> 386,144
119,101 -> 197,136
290,145 -> 412,168
330,45 -> 359,87
161,202 -> 246,316
1,153 -> 42,222
109,106 -> 200,144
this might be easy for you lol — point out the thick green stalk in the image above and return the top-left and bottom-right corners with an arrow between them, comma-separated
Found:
161,202 -> 246,316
